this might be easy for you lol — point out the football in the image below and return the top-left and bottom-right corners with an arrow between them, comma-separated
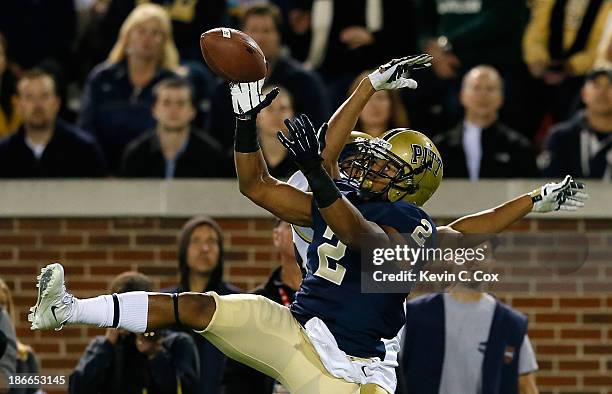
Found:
200,27 -> 267,82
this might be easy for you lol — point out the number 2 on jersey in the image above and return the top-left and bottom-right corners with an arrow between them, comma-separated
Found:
315,226 -> 347,285
411,219 -> 433,247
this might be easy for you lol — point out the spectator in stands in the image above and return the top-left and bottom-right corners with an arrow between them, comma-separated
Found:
399,269 -> 539,394
0,0 -> 76,71
0,278 -> 41,394
72,0 -> 114,86
0,304 -> 15,394
98,0 -> 228,62
223,219 -> 303,394
79,3 -> 179,173
304,0 -> 416,107
410,0 -> 530,135
0,70 -> 107,178
256,87 -> 298,178
348,71 -> 409,138
167,216 -> 241,394
523,0 -> 611,130
433,66 -> 538,180
279,0 -> 312,62
207,3 -> 330,153
69,271 -> 200,394
594,12 -> 612,68
121,77 -> 231,178
0,33 -> 20,138
0,0 -> 77,121
542,68 -> 612,179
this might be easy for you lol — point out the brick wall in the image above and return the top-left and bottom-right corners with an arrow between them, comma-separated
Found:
1,217 -> 611,394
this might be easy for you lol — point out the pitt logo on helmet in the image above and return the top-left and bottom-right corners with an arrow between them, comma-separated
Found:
411,144 -> 443,177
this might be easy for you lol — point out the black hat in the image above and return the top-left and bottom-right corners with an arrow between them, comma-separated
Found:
585,68 -> 612,81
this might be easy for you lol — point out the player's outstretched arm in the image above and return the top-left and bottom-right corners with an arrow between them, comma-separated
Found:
322,54 -> 432,178
441,176 -> 588,235
278,114 -> 387,248
230,80 -> 313,227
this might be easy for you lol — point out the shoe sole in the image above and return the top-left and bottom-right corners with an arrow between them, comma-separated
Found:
28,263 -> 63,330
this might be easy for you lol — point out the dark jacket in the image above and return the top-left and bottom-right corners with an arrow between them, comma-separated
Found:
433,121 -> 538,178
79,60 -> 177,173
543,111 -> 612,178
11,346 -> 40,394
0,121 -> 107,178
400,293 -> 528,394
416,0 -> 529,72
167,216 -> 241,394
223,267 -> 298,394
207,56 -> 331,153
316,0 -> 416,74
69,331 -> 200,394
266,154 -> 298,180
0,0 -> 76,69
120,128 -> 233,178
0,308 -> 16,385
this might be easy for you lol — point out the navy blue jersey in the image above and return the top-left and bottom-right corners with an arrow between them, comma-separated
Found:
290,190 -> 437,359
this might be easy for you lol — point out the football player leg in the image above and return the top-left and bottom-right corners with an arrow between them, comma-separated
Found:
199,292 -> 372,393
30,263 -> 366,393
28,263 -> 214,332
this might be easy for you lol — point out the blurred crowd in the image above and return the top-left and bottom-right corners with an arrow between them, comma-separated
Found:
0,0 -> 610,180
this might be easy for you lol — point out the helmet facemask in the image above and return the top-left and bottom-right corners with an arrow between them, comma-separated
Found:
339,138 -> 427,202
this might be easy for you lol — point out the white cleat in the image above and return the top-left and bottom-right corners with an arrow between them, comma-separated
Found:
28,263 -> 76,331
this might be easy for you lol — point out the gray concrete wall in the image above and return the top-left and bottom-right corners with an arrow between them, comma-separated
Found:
0,179 -> 609,218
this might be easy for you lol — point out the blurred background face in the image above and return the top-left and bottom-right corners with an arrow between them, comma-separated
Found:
273,221 -> 295,260
243,14 -> 281,60
187,225 -> 220,275
582,75 -> 612,116
127,18 -> 165,61
153,86 -> 195,131
17,76 -> 60,130
360,91 -> 392,136
257,90 -> 293,137
460,68 -> 504,118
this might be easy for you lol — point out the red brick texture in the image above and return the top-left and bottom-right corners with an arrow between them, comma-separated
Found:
1,217 -> 611,394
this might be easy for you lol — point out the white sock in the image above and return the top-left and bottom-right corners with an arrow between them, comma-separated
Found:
117,292 -> 149,333
70,295 -> 114,327
70,292 -> 149,333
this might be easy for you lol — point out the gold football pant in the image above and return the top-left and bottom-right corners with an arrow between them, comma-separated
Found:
198,293 -> 389,394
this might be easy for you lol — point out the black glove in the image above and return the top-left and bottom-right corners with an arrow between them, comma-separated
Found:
277,114 -> 323,173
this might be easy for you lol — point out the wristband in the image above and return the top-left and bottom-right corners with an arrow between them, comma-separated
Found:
303,165 -> 342,209
234,117 -> 260,153
529,189 -> 542,204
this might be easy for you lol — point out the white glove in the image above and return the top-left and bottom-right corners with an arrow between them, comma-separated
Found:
529,175 -> 588,213
368,54 -> 433,91
229,78 -> 273,119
